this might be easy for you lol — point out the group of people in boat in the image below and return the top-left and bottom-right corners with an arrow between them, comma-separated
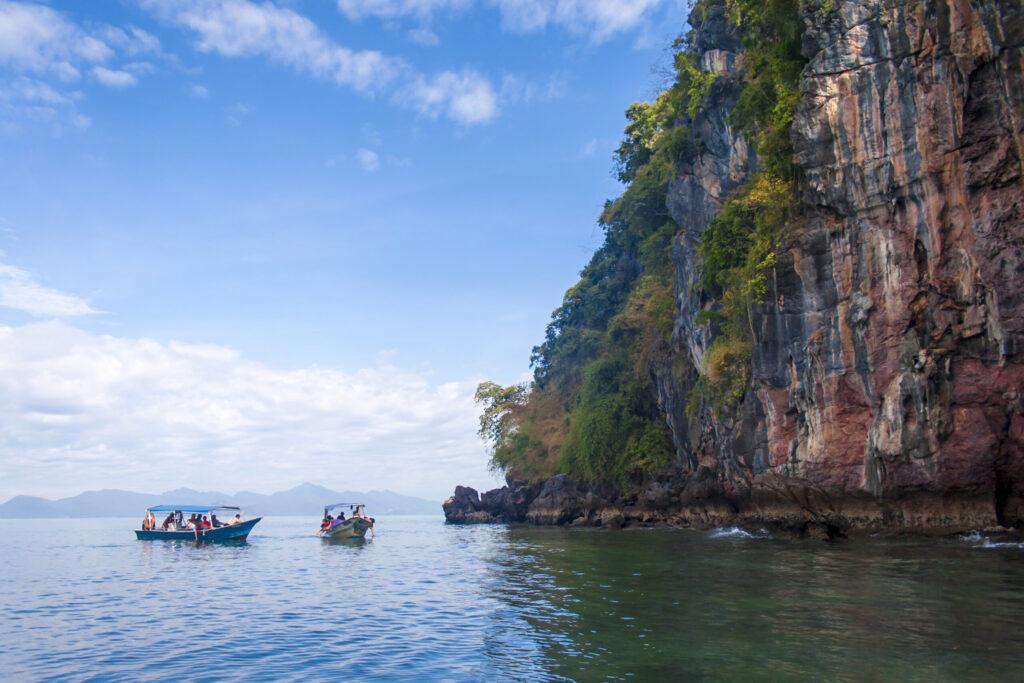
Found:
321,509 -> 348,531
140,510 -> 243,531
320,505 -> 373,532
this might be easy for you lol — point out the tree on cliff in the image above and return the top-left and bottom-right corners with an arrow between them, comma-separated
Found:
477,0 -> 806,484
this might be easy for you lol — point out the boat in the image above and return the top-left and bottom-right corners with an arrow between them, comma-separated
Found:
135,505 -> 261,542
319,502 -> 375,540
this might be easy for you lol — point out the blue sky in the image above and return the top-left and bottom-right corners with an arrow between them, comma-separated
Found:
0,0 -> 685,501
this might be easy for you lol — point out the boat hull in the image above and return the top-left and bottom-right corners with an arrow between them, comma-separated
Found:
135,517 -> 261,542
321,517 -> 372,539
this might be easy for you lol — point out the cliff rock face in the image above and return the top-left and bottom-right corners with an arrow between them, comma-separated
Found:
735,0 -> 1024,528
445,0 -> 1023,533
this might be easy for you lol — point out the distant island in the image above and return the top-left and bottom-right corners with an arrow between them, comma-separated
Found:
0,483 -> 439,518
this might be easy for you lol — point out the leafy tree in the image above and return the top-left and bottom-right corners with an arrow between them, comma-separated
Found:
475,381 -> 528,447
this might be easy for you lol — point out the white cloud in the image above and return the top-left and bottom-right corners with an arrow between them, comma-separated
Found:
71,112 -> 91,129
400,69 -> 498,125
356,147 -> 380,172
145,0 -> 400,93
0,263 -> 97,317
0,320 -> 492,500
92,66 -> 138,88
0,1 -> 112,79
100,25 -> 162,56
407,26 -> 440,46
0,76 -> 71,105
338,0 -> 668,42
0,2 -> 165,130
337,0 -> 471,21
144,0 -> 499,125
498,0 -> 669,39
500,72 -> 565,104
189,83 -> 209,98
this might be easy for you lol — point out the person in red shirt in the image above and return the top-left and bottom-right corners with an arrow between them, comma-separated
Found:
202,516 -> 212,529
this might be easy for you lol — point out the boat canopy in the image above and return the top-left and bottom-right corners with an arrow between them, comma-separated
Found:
324,502 -> 364,512
146,505 -> 241,513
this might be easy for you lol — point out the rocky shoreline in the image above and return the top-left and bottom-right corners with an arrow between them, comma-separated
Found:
443,471 -> 1014,539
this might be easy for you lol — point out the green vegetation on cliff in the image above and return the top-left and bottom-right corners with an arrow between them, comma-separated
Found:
477,0 -> 807,482
692,0 -> 804,414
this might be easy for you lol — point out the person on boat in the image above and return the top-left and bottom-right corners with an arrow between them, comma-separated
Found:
328,511 -> 346,530
161,513 -> 174,531
321,513 -> 333,530
141,514 -> 152,531
202,516 -> 212,529
210,514 -> 222,528
227,514 -> 242,526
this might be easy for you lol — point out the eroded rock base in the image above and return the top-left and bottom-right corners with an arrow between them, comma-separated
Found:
443,471 -> 1019,538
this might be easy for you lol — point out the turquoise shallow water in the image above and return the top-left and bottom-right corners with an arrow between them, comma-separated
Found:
1,516 -> 1023,681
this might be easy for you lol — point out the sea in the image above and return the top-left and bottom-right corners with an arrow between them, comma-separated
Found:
2,516 -> 1023,681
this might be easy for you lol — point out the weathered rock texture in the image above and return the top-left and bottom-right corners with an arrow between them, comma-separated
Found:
445,0 -> 1024,535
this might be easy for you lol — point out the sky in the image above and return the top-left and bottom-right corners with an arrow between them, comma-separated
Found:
0,0 -> 686,502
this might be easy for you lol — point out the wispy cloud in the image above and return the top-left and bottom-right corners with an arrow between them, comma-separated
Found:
337,0 -> 670,43
0,0 -> 111,80
144,0 -> 399,93
337,0 -> 473,22
143,0 -> 498,125
188,83 -> 209,98
92,65 -> 137,87
224,100 -> 250,126
407,26 -> 440,47
356,147 -> 381,172
500,72 -> 566,104
495,0 -> 667,41
0,1 -> 163,129
0,262 -> 97,317
0,320 -> 488,500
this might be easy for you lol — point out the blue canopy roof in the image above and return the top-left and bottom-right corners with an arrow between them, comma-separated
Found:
147,505 -> 240,513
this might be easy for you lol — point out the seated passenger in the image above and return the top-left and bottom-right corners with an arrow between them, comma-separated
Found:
330,512 -> 346,528
202,516 -> 212,529
227,514 -> 242,526
210,514 -> 222,528
162,513 -> 174,530
321,514 -> 333,530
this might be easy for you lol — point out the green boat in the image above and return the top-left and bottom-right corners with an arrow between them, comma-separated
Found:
319,502 -> 375,539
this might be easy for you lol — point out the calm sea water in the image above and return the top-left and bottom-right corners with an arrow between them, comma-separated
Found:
2,516 -> 1023,681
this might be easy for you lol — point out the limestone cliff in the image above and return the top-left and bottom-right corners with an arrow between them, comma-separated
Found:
446,0 -> 1024,534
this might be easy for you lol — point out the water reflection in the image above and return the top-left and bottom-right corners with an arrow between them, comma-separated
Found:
481,527 -> 1024,681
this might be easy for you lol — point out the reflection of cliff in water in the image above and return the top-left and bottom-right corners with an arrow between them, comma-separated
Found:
478,527 -> 1024,679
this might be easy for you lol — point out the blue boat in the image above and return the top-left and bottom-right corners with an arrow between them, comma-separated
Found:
135,505 -> 261,542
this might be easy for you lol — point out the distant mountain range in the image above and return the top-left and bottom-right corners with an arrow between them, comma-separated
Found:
0,483 -> 441,518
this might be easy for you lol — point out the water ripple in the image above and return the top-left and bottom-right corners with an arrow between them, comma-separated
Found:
1,518 -> 1023,680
